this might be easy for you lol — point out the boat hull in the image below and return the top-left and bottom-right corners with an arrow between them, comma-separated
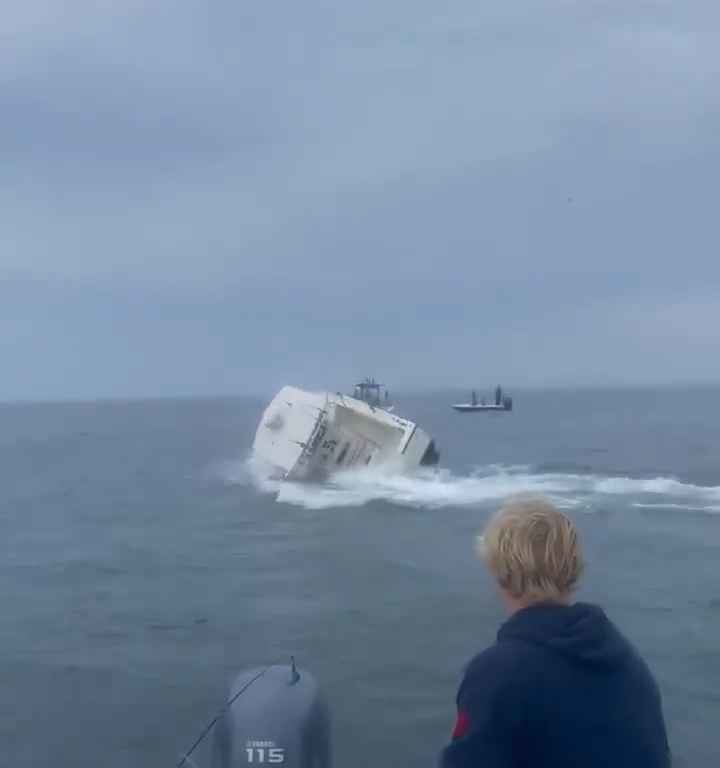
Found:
451,404 -> 509,412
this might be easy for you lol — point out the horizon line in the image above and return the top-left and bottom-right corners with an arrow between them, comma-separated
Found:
2,379 -> 720,407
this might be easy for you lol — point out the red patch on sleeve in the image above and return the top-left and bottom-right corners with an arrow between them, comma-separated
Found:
452,709 -> 471,740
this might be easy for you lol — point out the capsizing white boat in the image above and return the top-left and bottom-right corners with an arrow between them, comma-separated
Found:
252,385 -> 439,481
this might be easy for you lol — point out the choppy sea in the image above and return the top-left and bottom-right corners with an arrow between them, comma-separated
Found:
1,388 -> 719,766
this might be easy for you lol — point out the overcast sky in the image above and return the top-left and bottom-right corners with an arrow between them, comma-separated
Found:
2,1 -> 719,400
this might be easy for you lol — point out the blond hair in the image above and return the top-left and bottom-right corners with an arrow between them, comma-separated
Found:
478,497 -> 584,602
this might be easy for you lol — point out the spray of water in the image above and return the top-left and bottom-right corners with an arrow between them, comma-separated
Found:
218,459 -> 720,514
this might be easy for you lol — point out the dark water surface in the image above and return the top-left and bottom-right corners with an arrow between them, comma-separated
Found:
1,389 -> 719,766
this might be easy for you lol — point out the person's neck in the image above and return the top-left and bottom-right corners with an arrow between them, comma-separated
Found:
502,592 -> 571,616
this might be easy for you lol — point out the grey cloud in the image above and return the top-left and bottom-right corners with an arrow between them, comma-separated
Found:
1,1 -> 719,398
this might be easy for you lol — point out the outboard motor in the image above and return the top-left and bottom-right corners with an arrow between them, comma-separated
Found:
420,439 -> 440,466
210,662 -> 331,768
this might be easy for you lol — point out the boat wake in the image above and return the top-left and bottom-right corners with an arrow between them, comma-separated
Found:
220,460 -> 720,514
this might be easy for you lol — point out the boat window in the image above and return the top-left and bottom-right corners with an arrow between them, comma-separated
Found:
336,443 -> 350,465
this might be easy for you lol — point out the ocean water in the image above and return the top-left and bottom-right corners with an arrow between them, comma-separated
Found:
1,388 -> 719,767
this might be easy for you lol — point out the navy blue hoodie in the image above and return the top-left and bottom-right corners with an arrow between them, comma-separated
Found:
440,602 -> 670,768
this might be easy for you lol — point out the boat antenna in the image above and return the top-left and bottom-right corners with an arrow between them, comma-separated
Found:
290,655 -> 300,684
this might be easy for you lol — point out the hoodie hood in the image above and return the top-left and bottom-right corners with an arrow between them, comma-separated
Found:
498,602 -> 632,669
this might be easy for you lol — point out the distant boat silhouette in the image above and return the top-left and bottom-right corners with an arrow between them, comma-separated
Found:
452,386 -> 513,413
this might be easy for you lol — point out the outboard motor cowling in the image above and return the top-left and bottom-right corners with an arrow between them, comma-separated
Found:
420,439 -> 440,466
211,664 -> 331,768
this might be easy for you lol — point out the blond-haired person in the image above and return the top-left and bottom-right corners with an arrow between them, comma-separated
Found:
440,498 -> 669,768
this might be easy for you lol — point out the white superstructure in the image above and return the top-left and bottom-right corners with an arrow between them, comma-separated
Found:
252,386 -> 439,481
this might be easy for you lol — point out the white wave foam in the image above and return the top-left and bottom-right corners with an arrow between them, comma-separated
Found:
271,469 -> 585,511
593,476 -> 720,498
632,502 -> 720,514
222,459 -> 720,513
